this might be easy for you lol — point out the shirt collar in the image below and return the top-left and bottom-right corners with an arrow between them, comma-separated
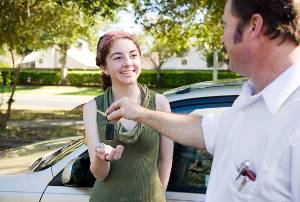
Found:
262,62 -> 300,114
240,62 -> 300,114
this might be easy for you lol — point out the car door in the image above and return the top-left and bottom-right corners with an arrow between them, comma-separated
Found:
40,186 -> 91,202
166,95 -> 237,202
40,145 -> 92,202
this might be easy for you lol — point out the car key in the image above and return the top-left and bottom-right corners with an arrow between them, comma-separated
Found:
105,121 -> 114,140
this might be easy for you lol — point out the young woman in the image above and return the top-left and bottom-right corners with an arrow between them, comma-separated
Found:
83,31 -> 173,202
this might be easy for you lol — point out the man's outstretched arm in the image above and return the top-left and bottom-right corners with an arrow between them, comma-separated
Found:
106,97 -> 206,149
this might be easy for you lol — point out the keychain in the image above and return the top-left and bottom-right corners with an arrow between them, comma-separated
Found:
97,110 -> 114,140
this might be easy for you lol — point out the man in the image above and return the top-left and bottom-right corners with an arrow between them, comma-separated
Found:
106,0 -> 300,201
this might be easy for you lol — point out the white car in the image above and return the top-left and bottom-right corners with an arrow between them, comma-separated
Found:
0,79 -> 244,202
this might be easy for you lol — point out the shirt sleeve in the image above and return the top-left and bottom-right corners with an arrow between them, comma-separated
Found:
202,112 -> 223,155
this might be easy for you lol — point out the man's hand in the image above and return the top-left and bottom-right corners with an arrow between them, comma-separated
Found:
106,96 -> 205,149
105,97 -> 146,122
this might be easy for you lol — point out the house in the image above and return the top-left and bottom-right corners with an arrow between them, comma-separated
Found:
15,41 -> 227,70
161,47 -> 207,70
17,39 -> 98,69
143,47 -> 228,70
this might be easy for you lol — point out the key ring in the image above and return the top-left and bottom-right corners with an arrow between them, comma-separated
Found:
97,110 -> 108,119
95,144 -> 110,162
95,145 -> 102,152
104,154 -> 110,161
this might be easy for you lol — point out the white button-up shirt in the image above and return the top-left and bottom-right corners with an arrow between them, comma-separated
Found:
203,63 -> 300,202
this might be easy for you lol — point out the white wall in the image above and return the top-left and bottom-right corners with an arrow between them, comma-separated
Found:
33,48 -> 58,68
18,40 -> 98,69
161,47 -> 207,70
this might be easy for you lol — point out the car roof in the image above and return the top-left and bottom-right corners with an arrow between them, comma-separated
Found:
163,78 -> 246,102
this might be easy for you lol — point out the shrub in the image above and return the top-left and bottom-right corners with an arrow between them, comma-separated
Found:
67,71 -> 101,86
0,68 -> 242,88
18,71 -> 60,85
0,68 -> 12,86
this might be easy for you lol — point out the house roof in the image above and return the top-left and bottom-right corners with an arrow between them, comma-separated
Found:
67,48 -> 96,68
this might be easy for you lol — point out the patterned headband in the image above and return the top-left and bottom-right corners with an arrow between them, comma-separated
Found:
98,31 -> 132,50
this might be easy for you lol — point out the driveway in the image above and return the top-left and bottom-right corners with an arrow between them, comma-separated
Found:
1,94 -> 94,110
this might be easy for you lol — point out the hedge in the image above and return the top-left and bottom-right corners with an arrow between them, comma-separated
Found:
0,68 -> 242,88
19,71 -> 61,85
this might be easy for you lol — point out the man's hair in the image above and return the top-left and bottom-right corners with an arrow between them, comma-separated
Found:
230,0 -> 300,45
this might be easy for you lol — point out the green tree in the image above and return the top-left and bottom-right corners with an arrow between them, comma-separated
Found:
0,0 -> 50,133
38,1 -> 95,84
140,30 -> 192,86
0,0 -> 126,133
133,0 -> 226,65
38,0 -> 129,84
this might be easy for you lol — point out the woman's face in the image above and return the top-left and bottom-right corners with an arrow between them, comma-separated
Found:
104,38 -> 142,86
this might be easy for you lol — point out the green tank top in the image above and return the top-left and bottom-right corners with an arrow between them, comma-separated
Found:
90,85 -> 166,202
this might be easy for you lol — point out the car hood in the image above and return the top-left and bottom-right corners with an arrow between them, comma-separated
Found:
0,169 -> 53,192
0,137 -> 81,175
163,78 -> 246,96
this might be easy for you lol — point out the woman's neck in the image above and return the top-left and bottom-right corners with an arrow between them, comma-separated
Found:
111,83 -> 141,104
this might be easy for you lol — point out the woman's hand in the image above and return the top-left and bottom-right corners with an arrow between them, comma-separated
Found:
95,143 -> 124,161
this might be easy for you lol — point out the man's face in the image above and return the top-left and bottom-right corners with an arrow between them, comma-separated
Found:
221,0 -> 250,75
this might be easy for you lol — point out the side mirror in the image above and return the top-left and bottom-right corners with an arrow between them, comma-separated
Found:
62,157 -> 83,185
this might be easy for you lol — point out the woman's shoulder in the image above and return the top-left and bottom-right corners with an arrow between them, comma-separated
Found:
83,99 -> 97,115
94,93 -> 105,103
155,93 -> 170,112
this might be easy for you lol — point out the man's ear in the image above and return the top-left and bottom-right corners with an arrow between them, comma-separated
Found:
249,14 -> 264,38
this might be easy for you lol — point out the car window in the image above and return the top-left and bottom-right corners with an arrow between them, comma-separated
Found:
167,96 -> 236,193
170,95 -> 237,114
49,150 -> 95,187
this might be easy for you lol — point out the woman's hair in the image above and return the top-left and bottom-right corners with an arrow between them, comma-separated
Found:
96,31 -> 142,90
230,0 -> 300,45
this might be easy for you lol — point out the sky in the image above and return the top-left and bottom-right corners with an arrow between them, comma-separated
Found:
113,10 -> 143,33
97,10 -> 143,37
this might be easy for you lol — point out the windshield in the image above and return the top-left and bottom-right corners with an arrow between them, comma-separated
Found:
0,136 -> 83,175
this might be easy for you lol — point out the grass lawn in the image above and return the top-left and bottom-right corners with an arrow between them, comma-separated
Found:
9,109 -> 81,120
1,85 -> 169,96
1,109 -> 84,150
1,85 -> 103,96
